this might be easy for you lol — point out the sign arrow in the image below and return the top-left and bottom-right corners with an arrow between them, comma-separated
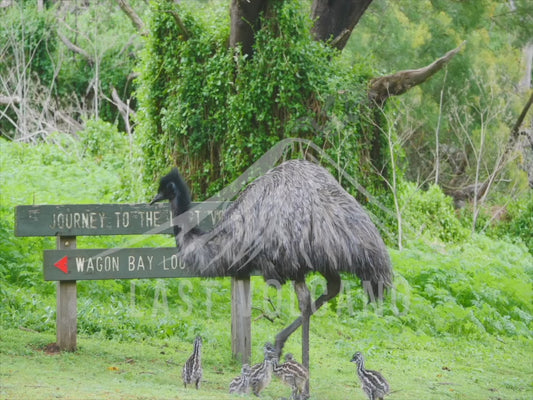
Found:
54,256 -> 68,274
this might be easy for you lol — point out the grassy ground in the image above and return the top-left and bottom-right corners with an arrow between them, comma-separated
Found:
1,327 -> 531,400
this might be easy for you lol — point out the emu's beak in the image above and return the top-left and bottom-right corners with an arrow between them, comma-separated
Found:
150,193 -> 165,205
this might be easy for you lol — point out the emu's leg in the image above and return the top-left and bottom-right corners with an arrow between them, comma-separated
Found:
293,280 -> 311,399
275,272 -> 342,356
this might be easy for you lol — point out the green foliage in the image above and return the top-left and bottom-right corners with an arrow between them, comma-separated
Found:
487,191 -> 533,254
0,3 -> 57,136
399,182 -> 469,242
388,237 -> 532,338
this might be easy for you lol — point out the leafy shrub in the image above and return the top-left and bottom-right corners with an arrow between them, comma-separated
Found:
390,237 -> 533,338
399,182 -> 469,243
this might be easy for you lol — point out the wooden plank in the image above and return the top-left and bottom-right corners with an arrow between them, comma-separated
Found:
15,202 -> 229,237
56,236 -> 77,351
231,277 -> 252,364
43,248 -> 260,281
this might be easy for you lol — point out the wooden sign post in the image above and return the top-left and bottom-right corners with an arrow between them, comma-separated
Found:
56,235 -> 77,352
15,203 -> 252,364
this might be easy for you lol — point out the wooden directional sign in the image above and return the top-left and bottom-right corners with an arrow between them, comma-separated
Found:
15,202 -> 229,237
44,248 -> 258,281
45,248 -> 202,281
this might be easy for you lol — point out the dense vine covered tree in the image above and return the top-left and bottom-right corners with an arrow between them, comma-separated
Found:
134,0 -> 487,200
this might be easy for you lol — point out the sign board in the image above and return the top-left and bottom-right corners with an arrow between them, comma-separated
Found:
44,248 -> 229,281
44,248 -> 259,281
15,202 -> 229,237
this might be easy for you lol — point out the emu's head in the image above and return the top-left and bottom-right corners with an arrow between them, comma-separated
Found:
351,351 -> 364,366
150,168 -> 192,215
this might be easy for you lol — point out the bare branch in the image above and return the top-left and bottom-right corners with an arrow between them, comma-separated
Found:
164,9 -> 190,41
510,91 -> 533,143
0,0 -> 14,9
0,94 -> 21,105
369,41 -> 466,106
330,29 -> 351,50
57,31 -> 94,64
54,110 -> 84,133
444,91 -> 533,207
110,87 -> 136,134
115,0 -> 147,36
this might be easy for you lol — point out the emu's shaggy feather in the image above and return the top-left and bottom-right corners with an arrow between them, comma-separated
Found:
155,160 -> 392,289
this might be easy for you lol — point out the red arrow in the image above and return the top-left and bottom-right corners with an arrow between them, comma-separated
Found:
54,256 -> 68,274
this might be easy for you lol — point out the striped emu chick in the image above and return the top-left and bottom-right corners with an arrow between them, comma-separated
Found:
182,336 -> 203,389
229,364 -> 252,394
250,343 -> 277,396
351,352 -> 389,400
273,353 -> 309,400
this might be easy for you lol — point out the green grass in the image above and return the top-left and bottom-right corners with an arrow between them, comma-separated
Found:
1,328 -> 532,399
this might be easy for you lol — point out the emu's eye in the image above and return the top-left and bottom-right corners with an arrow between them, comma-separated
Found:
167,181 -> 177,194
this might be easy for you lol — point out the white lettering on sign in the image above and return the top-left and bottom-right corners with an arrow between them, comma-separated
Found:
128,255 -> 154,271
162,254 -> 186,270
75,256 -> 120,273
114,212 -> 130,228
193,209 -> 223,226
111,211 -> 164,228
138,210 -> 162,227
50,212 -> 105,230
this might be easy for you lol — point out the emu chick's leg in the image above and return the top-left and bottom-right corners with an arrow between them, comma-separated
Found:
275,273 -> 341,356
294,280 -> 312,398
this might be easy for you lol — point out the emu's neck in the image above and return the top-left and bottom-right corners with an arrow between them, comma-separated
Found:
356,360 -> 365,374
168,194 -> 227,278
169,195 -> 205,239
193,341 -> 202,359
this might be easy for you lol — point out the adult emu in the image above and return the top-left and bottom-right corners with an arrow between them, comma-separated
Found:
151,159 -> 392,386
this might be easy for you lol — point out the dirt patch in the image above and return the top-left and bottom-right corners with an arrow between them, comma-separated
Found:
42,342 -> 61,355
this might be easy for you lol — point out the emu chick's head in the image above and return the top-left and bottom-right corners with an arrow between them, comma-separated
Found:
263,342 -> 278,362
150,168 -> 192,214
241,364 -> 252,376
351,351 -> 364,365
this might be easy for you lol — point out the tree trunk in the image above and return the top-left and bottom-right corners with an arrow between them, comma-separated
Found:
311,0 -> 373,50
229,0 -> 269,56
